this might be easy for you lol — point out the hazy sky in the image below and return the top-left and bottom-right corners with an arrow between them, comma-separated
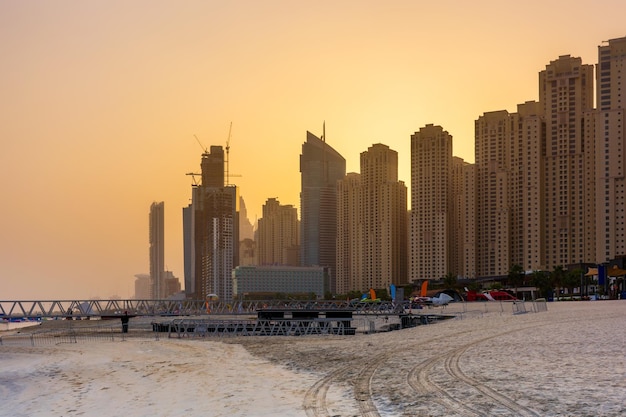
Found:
1,1 -> 624,300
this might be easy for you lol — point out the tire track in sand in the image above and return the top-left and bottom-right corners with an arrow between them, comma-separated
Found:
302,318 -> 575,417
407,346 -> 483,417
352,352 -> 394,417
408,326 -> 542,417
303,350 -> 394,417
302,364 -> 355,417
302,329 -> 479,417
444,344 -> 539,417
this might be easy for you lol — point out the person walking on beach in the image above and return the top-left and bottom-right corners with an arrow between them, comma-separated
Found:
121,311 -> 130,333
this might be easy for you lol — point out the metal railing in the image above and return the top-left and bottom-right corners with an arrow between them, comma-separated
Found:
0,298 -> 407,319
0,321 -> 159,346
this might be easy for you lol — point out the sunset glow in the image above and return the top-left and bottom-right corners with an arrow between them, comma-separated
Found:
1,1 -> 624,299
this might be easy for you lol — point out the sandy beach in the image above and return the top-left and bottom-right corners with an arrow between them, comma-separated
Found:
1,300 -> 625,417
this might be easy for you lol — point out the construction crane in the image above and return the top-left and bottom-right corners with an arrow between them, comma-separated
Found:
194,134 -> 208,154
225,122 -> 232,186
185,172 -> 201,186
224,122 -> 242,186
187,126 -> 242,188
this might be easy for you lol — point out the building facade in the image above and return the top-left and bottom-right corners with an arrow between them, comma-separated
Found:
336,172 -> 363,294
149,201 -> 165,298
336,144 -> 407,294
540,55 -> 596,270
449,156 -> 467,278
300,130 -> 346,293
410,125 -> 455,282
596,36 -> 626,264
163,270 -> 182,298
133,273 -> 151,299
182,202 -> 194,296
188,146 -> 240,302
474,111 -> 516,278
257,197 -> 299,266
232,265 -> 327,299
471,53 -> 600,279
461,163 -> 477,279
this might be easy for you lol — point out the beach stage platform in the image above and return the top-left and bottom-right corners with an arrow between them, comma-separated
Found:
156,308 -> 358,337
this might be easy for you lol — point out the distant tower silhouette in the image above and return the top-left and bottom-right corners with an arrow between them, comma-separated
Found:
300,128 -> 345,294
149,201 -> 165,298
258,198 -> 299,266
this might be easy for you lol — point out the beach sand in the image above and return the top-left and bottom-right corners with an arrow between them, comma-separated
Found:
1,301 -> 625,416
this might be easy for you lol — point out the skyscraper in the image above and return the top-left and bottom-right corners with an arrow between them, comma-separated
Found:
461,163 -> 477,279
336,144 -> 407,293
239,196 -> 255,241
360,144 -> 407,290
472,55 -> 596,279
188,146 -> 239,302
410,125 -> 455,282
134,273 -> 151,299
474,110 -> 516,278
149,201 -> 165,298
540,55 -> 595,269
257,197 -> 299,266
596,36 -> 626,263
336,172 -> 362,294
182,201 -> 194,296
517,101 -> 546,272
450,156 -> 467,278
300,130 -> 346,293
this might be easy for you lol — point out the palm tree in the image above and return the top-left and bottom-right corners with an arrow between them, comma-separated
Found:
551,265 -> 566,301
443,272 -> 457,289
530,270 -> 551,299
564,269 -> 583,299
508,264 -> 525,297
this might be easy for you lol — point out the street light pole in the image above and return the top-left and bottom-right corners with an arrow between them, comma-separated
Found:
580,262 -> 584,300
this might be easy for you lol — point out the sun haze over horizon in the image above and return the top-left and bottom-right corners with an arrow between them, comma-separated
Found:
1,1 -> 624,300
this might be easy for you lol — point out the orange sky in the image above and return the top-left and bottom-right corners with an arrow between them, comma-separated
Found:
1,1 -> 624,300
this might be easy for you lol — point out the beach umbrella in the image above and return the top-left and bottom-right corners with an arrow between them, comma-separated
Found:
585,267 -> 598,277
607,265 -> 626,276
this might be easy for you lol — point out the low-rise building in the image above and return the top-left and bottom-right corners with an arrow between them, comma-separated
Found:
232,265 -> 328,299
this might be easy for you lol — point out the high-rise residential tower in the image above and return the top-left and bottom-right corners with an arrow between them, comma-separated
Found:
473,55 -> 595,279
257,197 -> 299,266
360,144 -> 407,290
541,55 -> 595,269
474,110 -> 516,278
461,163 -> 477,279
596,36 -> 626,263
300,130 -> 346,293
410,125 -> 456,282
149,201 -> 165,298
517,101 -> 546,272
336,172 -> 362,294
450,156 -> 467,278
336,144 -> 407,293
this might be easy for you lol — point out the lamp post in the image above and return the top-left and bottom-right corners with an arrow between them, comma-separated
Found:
580,262 -> 584,300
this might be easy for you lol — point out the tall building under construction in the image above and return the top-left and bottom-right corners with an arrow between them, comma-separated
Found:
185,145 -> 239,302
